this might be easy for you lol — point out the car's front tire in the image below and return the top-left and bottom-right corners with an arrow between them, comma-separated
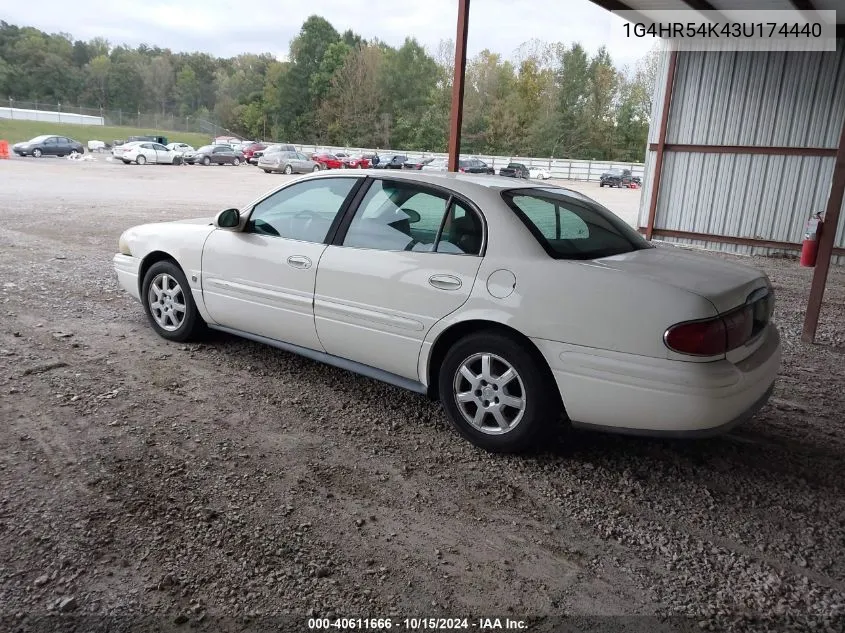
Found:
32,148 -> 42,158
141,260 -> 204,342
438,331 -> 559,453
232,157 -> 240,166
284,164 -> 293,175
312,165 -> 320,172
202,156 -> 211,166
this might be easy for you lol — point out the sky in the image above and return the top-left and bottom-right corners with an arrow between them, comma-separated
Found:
1,0 -> 657,69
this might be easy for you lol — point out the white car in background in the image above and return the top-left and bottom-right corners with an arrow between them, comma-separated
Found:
529,167 -> 551,180
166,142 -> 194,155
120,141 -> 183,165
113,171 -> 780,452
421,158 -> 448,171
87,140 -> 107,152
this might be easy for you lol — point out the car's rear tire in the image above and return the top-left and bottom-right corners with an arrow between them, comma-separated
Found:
232,157 -> 240,166
136,154 -> 146,165
32,148 -> 42,158
141,260 -> 204,342
202,156 -> 211,166
263,169 -> 272,174
284,165 -> 293,175
438,331 -> 559,453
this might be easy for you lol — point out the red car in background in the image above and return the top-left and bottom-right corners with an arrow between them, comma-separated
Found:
312,153 -> 344,169
342,155 -> 370,169
242,143 -> 267,164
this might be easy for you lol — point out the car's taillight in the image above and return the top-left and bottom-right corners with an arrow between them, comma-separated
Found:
664,318 -> 727,356
665,303 -> 760,357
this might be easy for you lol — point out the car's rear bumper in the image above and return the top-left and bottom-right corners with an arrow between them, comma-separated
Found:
532,325 -> 781,436
113,254 -> 142,302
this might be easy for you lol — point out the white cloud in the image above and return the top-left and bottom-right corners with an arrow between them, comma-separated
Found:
2,0 -> 655,67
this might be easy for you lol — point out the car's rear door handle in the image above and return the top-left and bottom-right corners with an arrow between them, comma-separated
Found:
429,274 -> 462,290
287,255 -> 312,269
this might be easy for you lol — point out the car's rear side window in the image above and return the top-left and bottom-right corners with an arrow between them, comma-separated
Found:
502,188 -> 651,260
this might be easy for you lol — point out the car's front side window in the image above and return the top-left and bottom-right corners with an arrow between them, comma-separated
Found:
342,180 -> 482,255
503,188 -> 651,260
246,178 -> 359,243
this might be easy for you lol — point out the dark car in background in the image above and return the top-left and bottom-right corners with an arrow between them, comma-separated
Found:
183,145 -> 244,166
372,153 -> 408,169
600,168 -> 641,187
12,135 -> 84,158
499,163 -> 530,178
459,158 -> 495,174
127,134 -> 169,146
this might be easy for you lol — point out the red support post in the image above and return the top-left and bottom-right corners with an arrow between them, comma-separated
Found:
447,0 -> 470,173
801,116 -> 845,343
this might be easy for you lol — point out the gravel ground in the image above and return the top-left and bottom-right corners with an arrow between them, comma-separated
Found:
0,158 -> 843,632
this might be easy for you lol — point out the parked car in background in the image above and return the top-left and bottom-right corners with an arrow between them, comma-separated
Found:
258,150 -> 321,174
213,136 -> 241,146
242,143 -> 267,164
183,145 -> 244,166
166,142 -> 194,155
312,153 -> 344,170
499,163 -> 530,178
88,140 -> 107,152
600,168 -> 641,188
528,167 -> 551,180
372,153 -> 408,169
114,171 -> 780,453
12,135 -> 84,158
459,158 -> 495,174
120,142 -> 184,165
112,141 -> 141,160
404,157 -> 436,170
127,135 -> 168,146
253,143 -> 295,163
342,155 -> 370,169
421,158 -> 448,172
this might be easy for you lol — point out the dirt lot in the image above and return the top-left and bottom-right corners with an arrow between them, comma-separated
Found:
0,157 -> 843,632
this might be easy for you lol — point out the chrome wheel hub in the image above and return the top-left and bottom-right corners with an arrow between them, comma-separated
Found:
453,352 -> 526,435
148,273 -> 186,331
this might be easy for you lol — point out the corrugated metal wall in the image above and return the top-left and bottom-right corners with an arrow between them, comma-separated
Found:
639,44 -> 845,263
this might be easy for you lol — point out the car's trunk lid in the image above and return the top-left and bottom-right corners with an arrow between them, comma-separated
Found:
590,246 -> 768,314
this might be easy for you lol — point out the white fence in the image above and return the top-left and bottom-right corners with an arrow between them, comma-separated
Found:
0,106 -> 105,126
296,144 -> 644,182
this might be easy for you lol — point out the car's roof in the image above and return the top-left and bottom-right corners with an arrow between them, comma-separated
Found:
297,168 -> 554,194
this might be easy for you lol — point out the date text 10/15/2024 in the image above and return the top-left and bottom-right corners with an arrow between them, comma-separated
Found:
307,618 -> 528,630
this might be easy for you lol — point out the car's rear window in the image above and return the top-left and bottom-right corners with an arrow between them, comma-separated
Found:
502,188 -> 652,260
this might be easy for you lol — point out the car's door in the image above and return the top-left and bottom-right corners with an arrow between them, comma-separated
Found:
201,176 -> 362,349
294,153 -> 309,172
212,147 -> 230,164
314,178 -> 485,380
42,136 -> 59,156
152,143 -> 171,164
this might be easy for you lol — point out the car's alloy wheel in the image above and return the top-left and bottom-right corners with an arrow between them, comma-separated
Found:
136,154 -> 146,165
202,157 -> 211,166
142,261 -> 203,342
232,158 -> 240,166
32,148 -> 42,158
439,331 -> 559,452
312,165 -> 320,172
284,165 -> 293,174
69,150 -> 78,158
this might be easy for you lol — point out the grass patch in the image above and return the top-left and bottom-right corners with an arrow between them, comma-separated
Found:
0,118 -> 212,149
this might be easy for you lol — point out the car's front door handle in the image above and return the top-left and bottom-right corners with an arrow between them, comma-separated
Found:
429,274 -> 462,291
287,255 -> 312,269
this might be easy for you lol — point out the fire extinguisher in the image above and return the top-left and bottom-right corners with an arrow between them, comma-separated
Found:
800,212 -> 823,267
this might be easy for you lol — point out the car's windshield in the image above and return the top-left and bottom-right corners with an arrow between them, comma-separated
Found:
502,188 -> 651,260
607,169 -> 624,176
27,135 -> 51,143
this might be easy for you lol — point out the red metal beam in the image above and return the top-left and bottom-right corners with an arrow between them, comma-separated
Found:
645,49 -> 678,241
447,0 -> 470,173
648,143 -> 837,157
637,227 -> 845,257
802,116 -> 845,343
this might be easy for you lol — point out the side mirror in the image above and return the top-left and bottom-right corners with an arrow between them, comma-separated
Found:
216,208 -> 240,229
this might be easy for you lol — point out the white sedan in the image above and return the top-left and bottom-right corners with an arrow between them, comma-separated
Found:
529,167 -> 551,180
113,171 -> 780,452
166,142 -> 194,155
120,141 -> 183,165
